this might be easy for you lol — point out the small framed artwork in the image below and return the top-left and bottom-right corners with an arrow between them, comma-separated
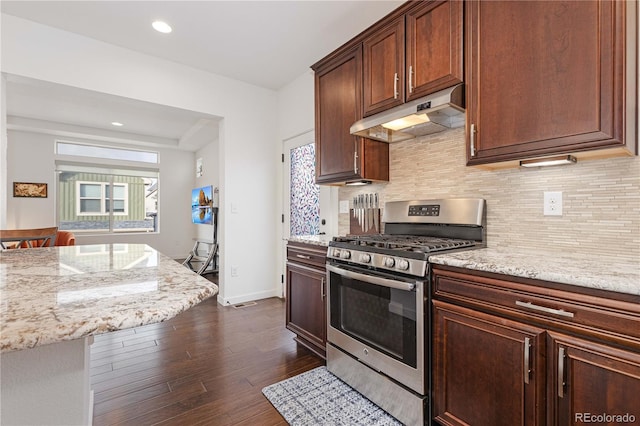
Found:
13,182 -> 48,198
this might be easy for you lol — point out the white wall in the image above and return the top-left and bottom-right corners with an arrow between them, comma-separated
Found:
1,75 -> 7,229
275,70 -> 316,292
194,137 -> 220,243
5,129 -> 197,259
277,70 -> 315,139
2,14 -> 280,306
5,131 -> 57,229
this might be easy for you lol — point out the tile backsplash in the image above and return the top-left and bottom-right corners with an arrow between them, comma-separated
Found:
339,128 -> 640,262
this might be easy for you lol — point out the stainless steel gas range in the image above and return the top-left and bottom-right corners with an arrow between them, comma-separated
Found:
326,198 -> 486,426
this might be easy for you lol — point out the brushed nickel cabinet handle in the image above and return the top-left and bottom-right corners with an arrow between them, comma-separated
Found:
558,346 -> 566,398
409,66 -> 414,93
470,123 -> 476,157
353,150 -> 359,174
523,337 -> 531,384
295,254 -> 311,260
516,300 -> 575,318
393,72 -> 399,99
321,277 -> 325,300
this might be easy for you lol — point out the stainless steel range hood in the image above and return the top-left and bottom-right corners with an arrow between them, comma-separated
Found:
350,84 -> 465,143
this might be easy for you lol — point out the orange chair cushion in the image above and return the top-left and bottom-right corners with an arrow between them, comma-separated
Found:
18,231 -> 75,248
55,231 -> 76,246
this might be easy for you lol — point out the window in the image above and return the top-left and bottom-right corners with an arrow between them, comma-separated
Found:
289,142 -> 320,236
77,182 -> 128,215
57,141 -> 158,163
56,141 -> 159,234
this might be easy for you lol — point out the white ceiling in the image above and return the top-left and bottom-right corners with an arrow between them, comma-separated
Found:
2,1 -> 403,151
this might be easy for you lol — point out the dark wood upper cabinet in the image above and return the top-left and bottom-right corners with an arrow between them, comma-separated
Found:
313,45 -> 389,184
312,0 -> 464,184
406,0 -> 463,102
363,0 -> 463,117
466,0 -> 636,166
363,17 -> 405,116
314,46 -> 362,183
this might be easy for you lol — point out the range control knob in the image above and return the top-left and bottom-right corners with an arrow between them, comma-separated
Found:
396,259 -> 410,271
332,249 -> 341,258
341,250 -> 351,259
384,257 -> 395,268
359,253 -> 372,263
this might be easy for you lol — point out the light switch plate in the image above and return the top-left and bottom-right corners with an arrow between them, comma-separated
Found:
339,200 -> 349,214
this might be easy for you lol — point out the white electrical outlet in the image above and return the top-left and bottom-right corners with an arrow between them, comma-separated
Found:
339,200 -> 349,214
231,266 -> 239,277
544,191 -> 563,216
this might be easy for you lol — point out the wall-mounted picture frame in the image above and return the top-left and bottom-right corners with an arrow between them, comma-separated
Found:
13,182 -> 48,198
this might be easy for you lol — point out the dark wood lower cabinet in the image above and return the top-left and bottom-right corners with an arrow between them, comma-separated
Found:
548,332 -> 640,426
432,265 -> 640,426
285,242 -> 327,359
433,300 -> 545,426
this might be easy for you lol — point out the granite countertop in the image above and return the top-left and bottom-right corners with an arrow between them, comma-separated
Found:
287,234 -> 334,247
0,244 -> 218,353
429,247 -> 640,296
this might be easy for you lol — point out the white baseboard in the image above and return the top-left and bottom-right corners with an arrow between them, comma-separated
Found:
217,288 -> 281,307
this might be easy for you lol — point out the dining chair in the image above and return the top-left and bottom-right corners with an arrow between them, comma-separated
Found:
55,231 -> 76,246
0,227 -> 59,249
17,230 -> 76,248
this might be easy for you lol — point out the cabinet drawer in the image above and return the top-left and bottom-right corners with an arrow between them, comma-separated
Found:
432,268 -> 640,344
287,244 -> 327,269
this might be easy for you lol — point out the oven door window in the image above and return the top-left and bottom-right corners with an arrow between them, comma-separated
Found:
329,270 -> 417,368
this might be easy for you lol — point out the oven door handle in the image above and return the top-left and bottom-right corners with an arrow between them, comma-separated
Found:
326,264 -> 415,291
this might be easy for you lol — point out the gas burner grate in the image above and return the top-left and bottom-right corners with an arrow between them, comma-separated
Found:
334,234 -> 477,254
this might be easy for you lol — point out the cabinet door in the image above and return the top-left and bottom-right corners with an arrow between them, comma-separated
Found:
406,0 -> 463,101
314,44 -> 389,184
466,0 -> 628,165
548,332 -> 640,426
433,301 -> 545,426
315,46 -> 363,183
286,262 -> 326,357
363,17 -> 405,116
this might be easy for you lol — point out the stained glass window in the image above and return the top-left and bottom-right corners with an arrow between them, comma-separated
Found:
290,143 -> 320,236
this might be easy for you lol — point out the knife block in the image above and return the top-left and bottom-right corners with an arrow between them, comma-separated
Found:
349,208 -> 381,235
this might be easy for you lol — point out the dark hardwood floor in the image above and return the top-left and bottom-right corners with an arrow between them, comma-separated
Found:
90,276 -> 324,425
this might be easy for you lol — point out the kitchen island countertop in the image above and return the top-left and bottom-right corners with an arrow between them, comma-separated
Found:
429,247 -> 640,296
0,243 -> 218,353
1,243 -> 218,425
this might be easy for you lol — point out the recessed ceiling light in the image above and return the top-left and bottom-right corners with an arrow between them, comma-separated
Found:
111,122 -> 124,127
152,20 -> 172,34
